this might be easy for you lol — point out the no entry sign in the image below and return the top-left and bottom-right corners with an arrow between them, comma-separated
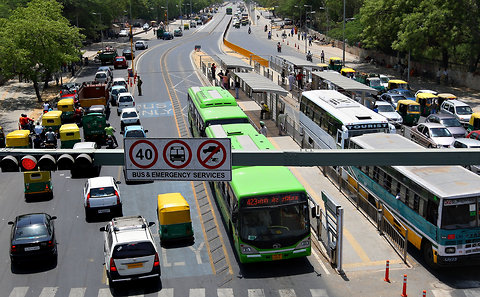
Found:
124,138 -> 231,181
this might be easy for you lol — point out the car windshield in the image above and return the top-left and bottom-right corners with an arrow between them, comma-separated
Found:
430,127 -> 452,137
115,58 -> 124,62
377,105 -> 395,112
401,90 -> 415,98
126,130 -> 145,137
380,77 -> 389,83
442,198 -> 480,229
369,79 -> 381,87
440,118 -> 462,127
15,224 -> 49,240
112,88 -> 126,95
122,111 -> 138,118
96,73 -> 106,78
391,95 -> 405,103
408,105 -> 420,112
112,242 -> 156,259
90,186 -> 115,198
119,96 -> 133,103
456,106 -> 473,115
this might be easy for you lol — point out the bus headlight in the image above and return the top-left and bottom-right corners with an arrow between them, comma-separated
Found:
445,247 -> 456,254
240,244 -> 258,254
296,237 -> 311,249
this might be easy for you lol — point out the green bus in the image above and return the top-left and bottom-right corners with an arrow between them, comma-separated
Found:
205,123 -> 312,263
187,86 -> 249,137
226,7 -> 233,15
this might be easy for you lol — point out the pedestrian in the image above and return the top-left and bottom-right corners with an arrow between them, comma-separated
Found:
308,35 -> 312,46
34,121 -> 44,140
321,50 -> 325,63
225,70 -> 231,89
260,102 -> 269,119
0,126 -> 5,148
211,63 -> 216,80
222,72 -> 229,89
137,76 -> 143,96
235,78 -> 240,99
288,73 -> 295,91
218,69 -> 224,85
259,121 -> 267,136
104,123 -> 118,147
291,27 -> 294,36
281,68 -> 286,85
43,101 -> 50,114
296,72 -> 304,89
443,68 -> 449,84
277,42 -> 282,53
45,128 -> 57,146
373,105 -> 379,113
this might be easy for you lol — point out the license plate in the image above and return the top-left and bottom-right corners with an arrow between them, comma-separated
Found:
98,209 -> 110,214
25,246 -> 40,251
127,262 -> 143,269
272,254 -> 283,260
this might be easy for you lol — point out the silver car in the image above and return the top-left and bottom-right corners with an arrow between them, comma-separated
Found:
375,101 -> 403,127
425,113 -> 466,138
452,138 -> 480,174
410,122 -> 455,148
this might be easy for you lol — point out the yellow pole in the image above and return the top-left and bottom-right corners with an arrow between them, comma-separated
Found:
130,25 -> 135,76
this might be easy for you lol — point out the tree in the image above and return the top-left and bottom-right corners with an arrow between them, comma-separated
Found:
0,0 -> 84,101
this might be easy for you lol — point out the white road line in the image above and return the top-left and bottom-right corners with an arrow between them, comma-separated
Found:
157,288 -> 174,297
312,248 -> 330,275
279,289 -> 296,297
248,289 -> 265,297
97,288 -> 113,297
217,288 -> 234,297
190,288 -> 205,297
9,287 -> 29,297
431,289 -> 453,297
310,289 -> 329,297
39,287 -> 58,297
68,288 -> 86,297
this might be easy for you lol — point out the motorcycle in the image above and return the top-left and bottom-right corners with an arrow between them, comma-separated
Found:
306,53 -> 313,62
106,135 -> 116,149
268,31 -> 271,39
264,25 -> 267,32
248,27 -> 251,34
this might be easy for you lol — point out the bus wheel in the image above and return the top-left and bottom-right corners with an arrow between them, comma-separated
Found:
422,241 -> 438,269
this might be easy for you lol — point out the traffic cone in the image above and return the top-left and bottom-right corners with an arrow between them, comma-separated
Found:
384,260 -> 390,282
287,41 -> 289,45
422,290 -> 426,297
401,274 -> 408,297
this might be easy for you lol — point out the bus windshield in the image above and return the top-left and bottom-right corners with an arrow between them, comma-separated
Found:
239,203 -> 309,248
442,198 -> 479,229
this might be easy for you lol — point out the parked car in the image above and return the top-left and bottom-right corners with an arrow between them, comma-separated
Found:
117,92 -> 135,115
174,29 -> 183,37
120,107 -> 140,131
135,40 -> 148,50
8,213 -> 57,265
119,29 -> 128,37
425,113 -> 467,138
409,122 -> 455,148
122,48 -> 135,60
452,138 -> 480,174
94,71 -> 109,84
113,56 -> 128,69
380,93 -> 407,109
375,101 -> 403,127
100,216 -> 160,284
440,99 -> 473,127
83,176 -> 122,220
123,125 -> 148,138
111,77 -> 128,89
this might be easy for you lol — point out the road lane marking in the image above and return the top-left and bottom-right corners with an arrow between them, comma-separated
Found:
310,289 -> 329,297
68,288 -> 87,297
190,288 -> 205,297
158,288 -> 174,297
342,258 -> 403,269
97,288 -> 113,297
217,288 -> 234,297
431,289 -> 453,297
189,242 -> 205,264
39,287 -> 58,297
248,289 -> 265,297
312,247 -> 330,275
9,287 -> 29,297
343,228 -> 371,263
279,289 -> 296,297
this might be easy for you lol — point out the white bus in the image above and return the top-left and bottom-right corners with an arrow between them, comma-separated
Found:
299,90 -> 394,149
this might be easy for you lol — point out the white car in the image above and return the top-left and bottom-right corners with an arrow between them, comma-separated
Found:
110,86 -> 127,106
135,40 -> 148,50
120,107 -> 140,130
94,71 -> 109,84
119,29 -> 128,37
142,23 -> 150,30
100,216 -> 160,284
83,176 -> 122,220
112,77 -> 128,89
117,92 -> 135,115
375,101 -> 403,127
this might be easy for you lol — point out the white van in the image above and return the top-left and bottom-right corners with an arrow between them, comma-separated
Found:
440,99 -> 473,126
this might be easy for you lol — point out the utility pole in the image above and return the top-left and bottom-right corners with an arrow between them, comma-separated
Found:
342,0 -> 346,66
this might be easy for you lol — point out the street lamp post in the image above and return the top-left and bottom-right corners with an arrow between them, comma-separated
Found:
342,0 -> 346,66
92,12 -> 103,49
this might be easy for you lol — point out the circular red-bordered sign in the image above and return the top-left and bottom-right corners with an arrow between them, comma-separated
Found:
163,139 -> 192,169
128,139 -> 159,169
197,140 -> 227,169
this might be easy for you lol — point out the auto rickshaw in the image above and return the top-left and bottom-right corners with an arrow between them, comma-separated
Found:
59,123 -> 81,148
329,57 -> 343,71
437,93 -> 457,108
24,171 -> 53,199
184,23 -> 190,30
387,79 -> 409,91
316,63 -> 329,71
157,193 -> 194,242
42,110 -> 62,133
396,100 -> 421,126
467,112 -> 480,132
340,67 -> 356,78
6,130 -> 32,148
57,98 -> 75,123
416,92 -> 438,117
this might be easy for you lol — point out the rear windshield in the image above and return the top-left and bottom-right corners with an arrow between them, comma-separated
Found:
15,224 -> 49,240
122,111 -> 138,118
96,73 -> 106,78
115,58 -> 124,62
90,186 -> 115,198
112,88 -> 127,95
126,130 -> 145,137
119,96 -> 133,103
112,241 -> 155,259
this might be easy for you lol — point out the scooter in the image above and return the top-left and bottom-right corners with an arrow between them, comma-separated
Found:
306,53 -> 313,62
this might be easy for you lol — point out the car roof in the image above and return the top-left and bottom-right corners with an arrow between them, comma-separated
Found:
444,99 -> 469,106
111,85 -> 126,90
121,107 -> 138,113
113,78 -> 126,82
375,101 -> 391,106
88,176 -> 115,188
428,112 -> 457,119
98,66 -> 111,71
95,71 -> 108,75
420,122 -> 446,128
454,138 -> 480,146
136,40 -> 145,43
73,142 -> 97,149
16,213 -> 48,226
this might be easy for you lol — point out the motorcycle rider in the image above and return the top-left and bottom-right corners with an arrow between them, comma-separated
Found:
248,26 -> 251,34
306,50 -> 312,62
264,24 -> 267,32
44,128 -> 57,148
19,114 -> 34,131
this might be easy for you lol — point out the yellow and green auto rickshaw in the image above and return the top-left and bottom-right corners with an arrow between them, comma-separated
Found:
340,67 -> 356,78
157,193 -> 194,243
387,79 -> 409,91
329,57 -> 343,71
24,171 -> 53,199
42,110 -> 63,133
396,100 -> 421,126
184,23 -> 190,30
57,98 -> 75,123
315,63 -> 329,71
6,130 -> 32,148
416,92 -> 438,117
437,93 -> 457,108
467,112 -> 480,133
59,123 -> 81,148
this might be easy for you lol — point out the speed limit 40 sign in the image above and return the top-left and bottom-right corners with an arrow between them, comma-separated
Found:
124,138 -> 231,181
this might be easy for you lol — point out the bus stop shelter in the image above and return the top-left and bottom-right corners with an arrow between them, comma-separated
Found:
217,54 -> 253,72
270,55 -> 323,75
312,71 -> 378,107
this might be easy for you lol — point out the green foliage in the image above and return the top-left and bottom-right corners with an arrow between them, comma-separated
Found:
0,0 -> 84,100
327,16 -> 362,45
